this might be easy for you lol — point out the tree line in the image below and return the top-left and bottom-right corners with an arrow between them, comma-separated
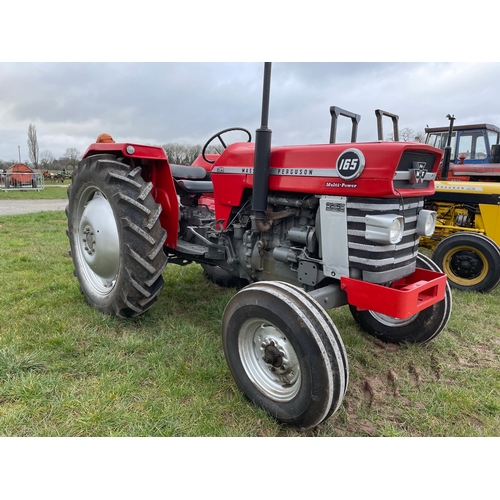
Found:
387,127 -> 425,142
0,123 -> 210,171
0,142 -> 208,171
0,150 -> 81,172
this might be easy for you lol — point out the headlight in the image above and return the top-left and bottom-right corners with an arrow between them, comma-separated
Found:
389,217 -> 404,243
416,209 -> 437,236
365,214 -> 404,245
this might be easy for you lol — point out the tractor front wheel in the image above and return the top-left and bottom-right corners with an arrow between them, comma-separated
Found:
222,281 -> 348,430
431,232 -> 500,293
349,253 -> 452,344
66,155 -> 167,317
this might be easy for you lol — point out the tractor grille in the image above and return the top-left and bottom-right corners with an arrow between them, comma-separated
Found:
393,151 -> 437,190
346,196 -> 423,284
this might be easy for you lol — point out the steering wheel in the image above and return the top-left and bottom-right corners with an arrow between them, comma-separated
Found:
202,127 -> 252,164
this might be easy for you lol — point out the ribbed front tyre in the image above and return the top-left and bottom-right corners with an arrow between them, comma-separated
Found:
66,154 -> 167,317
222,281 -> 348,430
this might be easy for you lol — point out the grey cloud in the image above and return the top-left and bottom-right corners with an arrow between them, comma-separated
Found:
1,62 -> 500,162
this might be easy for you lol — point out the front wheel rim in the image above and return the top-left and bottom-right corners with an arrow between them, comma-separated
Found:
74,186 -> 120,295
238,318 -> 301,402
368,311 -> 418,327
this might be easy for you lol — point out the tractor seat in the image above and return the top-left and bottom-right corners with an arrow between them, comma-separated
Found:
175,179 -> 214,194
170,164 -> 208,180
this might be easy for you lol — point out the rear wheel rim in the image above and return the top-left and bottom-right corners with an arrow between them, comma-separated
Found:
75,186 -> 120,296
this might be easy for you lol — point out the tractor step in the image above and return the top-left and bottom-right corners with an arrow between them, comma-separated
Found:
175,239 -> 208,256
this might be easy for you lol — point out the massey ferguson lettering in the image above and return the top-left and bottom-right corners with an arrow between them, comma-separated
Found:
214,167 -> 340,177
275,168 -> 314,175
232,167 -> 315,175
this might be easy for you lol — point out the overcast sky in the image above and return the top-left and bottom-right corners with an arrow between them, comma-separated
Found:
2,1 -> 499,165
2,61 -> 500,164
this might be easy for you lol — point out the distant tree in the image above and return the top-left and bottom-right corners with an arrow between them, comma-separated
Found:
57,157 -> 71,169
27,124 -> 40,169
162,143 -> 204,165
40,150 -> 55,170
413,131 -> 426,143
63,147 -> 82,170
0,159 -> 13,170
51,158 -> 64,169
387,128 -> 425,142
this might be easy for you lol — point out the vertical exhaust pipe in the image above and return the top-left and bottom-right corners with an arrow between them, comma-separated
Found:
441,114 -> 455,181
252,62 -> 273,232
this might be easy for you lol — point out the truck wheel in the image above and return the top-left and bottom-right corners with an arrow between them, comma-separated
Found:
66,154 -> 167,317
431,232 -> 500,293
222,281 -> 348,429
349,253 -> 452,344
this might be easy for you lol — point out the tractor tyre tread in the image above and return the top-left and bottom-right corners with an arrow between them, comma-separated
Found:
222,281 -> 347,429
66,154 -> 167,317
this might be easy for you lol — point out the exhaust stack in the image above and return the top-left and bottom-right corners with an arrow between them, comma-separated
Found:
252,62 -> 273,232
441,114 -> 455,181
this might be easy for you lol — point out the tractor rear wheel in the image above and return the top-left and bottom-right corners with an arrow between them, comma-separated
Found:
66,154 -> 167,317
431,232 -> 500,293
349,253 -> 452,344
222,281 -> 348,430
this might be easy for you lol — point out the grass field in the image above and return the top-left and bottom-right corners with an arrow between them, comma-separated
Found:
0,210 -> 499,437
0,186 -> 69,200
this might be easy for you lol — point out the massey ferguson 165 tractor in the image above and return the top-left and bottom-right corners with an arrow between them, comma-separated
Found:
66,63 -> 451,429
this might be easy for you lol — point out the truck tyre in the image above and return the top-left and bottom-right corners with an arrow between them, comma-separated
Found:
349,253 -> 452,344
222,281 -> 348,430
431,232 -> 500,293
66,154 -> 167,317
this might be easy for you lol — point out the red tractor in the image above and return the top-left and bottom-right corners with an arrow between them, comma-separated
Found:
66,64 -> 451,429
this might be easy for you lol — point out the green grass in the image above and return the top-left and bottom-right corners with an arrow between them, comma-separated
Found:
0,211 -> 499,436
0,186 -> 69,199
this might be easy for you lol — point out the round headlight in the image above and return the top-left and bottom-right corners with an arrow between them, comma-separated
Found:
416,210 -> 437,236
389,217 -> 404,244
365,214 -> 405,245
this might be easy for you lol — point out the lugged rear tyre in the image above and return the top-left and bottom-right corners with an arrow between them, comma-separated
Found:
66,154 -> 167,317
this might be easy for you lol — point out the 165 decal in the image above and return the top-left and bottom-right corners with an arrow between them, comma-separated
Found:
336,148 -> 365,181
